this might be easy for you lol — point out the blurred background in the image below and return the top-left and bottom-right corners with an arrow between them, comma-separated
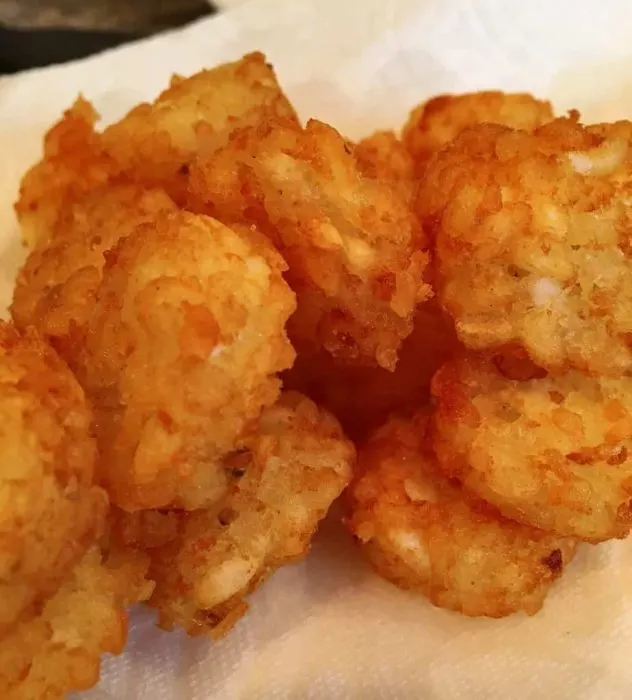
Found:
0,0 -> 225,73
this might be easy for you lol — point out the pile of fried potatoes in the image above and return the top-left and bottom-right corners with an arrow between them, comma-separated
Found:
3,51 -> 632,698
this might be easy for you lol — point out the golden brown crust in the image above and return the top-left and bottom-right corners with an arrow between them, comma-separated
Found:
12,185 -> 177,364
188,117 -> 431,370
0,545 -> 153,700
14,98 -> 121,248
432,355 -> 632,541
0,322 -> 106,633
418,117 -> 632,374
14,193 -> 297,512
355,129 -> 417,203
0,325 -> 151,699
75,210 -> 296,510
14,53 -> 297,250
114,392 -> 354,636
348,413 -> 576,617
403,91 -> 553,169
102,51 -> 298,203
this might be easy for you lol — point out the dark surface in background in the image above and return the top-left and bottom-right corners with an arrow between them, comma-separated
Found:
0,26 -> 143,73
0,3 -> 217,74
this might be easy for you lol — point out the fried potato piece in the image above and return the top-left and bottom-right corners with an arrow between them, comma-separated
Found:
14,173 -> 297,513
15,53 -> 296,247
75,210 -> 295,511
0,545 -> 153,700
418,117 -> 632,374
355,130 -> 417,203
403,91 -> 553,169
101,51 -> 298,202
284,299 -> 459,441
432,355 -> 632,541
14,98 -> 121,248
0,322 -> 107,634
347,413 -> 576,617
189,117 -> 431,370
114,392 -> 354,636
12,185 -> 177,365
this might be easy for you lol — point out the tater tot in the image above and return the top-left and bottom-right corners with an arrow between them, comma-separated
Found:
15,53 -> 297,247
0,322 -> 106,633
355,129 -> 417,203
189,117 -> 431,369
403,91 -> 553,169
348,412 -> 576,617
12,185 -> 177,365
76,210 -> 296,511
432,355 -> 632,541
114,392 -> 354,636
101,52 -> 298,202
14,98 -> 119,248
419,117 -> 632,375
0,546 -> 153,700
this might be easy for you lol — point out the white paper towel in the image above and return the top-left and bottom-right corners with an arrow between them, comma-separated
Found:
3,0 -> 632,697
211,0 -> 250,9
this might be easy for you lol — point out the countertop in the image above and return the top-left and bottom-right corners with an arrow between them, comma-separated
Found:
0,0 -> 214,73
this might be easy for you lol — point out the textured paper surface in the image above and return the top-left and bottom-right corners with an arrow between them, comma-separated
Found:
2,0 -> 632,697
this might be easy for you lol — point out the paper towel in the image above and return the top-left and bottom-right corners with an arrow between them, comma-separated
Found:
211,0 -> 250,10
3,0 -> 632,697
